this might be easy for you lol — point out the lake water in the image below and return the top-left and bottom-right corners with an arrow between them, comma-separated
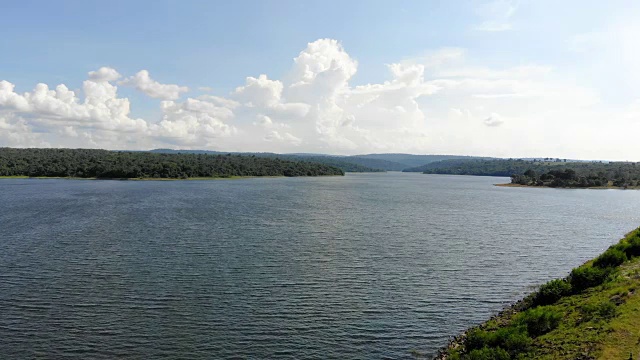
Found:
2,172 -> 640,359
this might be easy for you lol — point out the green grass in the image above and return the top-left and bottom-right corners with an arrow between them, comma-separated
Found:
440,228 -> 640,360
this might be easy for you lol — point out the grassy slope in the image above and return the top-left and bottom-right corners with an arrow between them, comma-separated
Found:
436,228 -> 640,360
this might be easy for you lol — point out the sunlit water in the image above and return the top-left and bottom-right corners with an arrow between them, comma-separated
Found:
2,173 -> 640,359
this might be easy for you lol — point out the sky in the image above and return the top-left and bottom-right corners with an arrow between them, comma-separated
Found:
1,0 -> 640,160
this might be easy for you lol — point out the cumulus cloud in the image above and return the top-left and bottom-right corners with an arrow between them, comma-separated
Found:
483,113 -> 504,127
0,74 -> 147,133
88,67 -> 122,82
1,37 -> 640,159
119,70 -> 189,100
0,113 -> 49,147
233,75 -> 283,107
149,98 -> 236,146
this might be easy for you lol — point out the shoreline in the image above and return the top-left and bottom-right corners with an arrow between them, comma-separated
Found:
0,175 -> 343,181
495,183 -> 640,190
431,227 -> 640,359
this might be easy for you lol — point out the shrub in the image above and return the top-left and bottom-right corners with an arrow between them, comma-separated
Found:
448,349 -> 462,360
569,266 -> 612,293
465,346 -> 510,360
499,327 -> 532,356
515,306 -> 562,337
623,236 -> 640,258
581,300 -> 618,321
593,248 -> 627,268
466,325 -> 532,357
465,328 -> 492,351
534,279 -> 572,306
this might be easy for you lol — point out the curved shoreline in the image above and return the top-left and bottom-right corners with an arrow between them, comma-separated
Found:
431,227 -> 640,359
0,175 -> 343,181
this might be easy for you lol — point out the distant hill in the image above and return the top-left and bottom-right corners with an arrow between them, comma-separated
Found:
341,156 -> 407,171
403,157 -> 496,173
149,149 -> 384,172
149,150 -> 496,172
352,153 -> 486,169
413,158 -> 640,186
285,155 -> 385,172
413,158 -> 572,177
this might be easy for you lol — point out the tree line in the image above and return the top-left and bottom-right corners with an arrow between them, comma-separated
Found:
414,158 -> 640,187
511,167 -> 640,188
0,148 -> 344,179
150,149 -> 385,172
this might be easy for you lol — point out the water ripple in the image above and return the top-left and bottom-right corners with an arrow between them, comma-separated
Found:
1,173 -> 640,359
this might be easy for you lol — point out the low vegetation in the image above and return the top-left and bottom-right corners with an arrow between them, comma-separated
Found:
433,227 -> 640,360
0,148 -> 344,179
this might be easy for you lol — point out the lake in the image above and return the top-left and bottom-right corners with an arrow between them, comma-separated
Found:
1,173 -> 640,359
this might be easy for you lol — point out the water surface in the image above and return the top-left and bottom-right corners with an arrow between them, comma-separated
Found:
2,173 -> 640,359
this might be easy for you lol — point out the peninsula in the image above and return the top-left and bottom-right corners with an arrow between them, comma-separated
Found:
404,158 -> 640,189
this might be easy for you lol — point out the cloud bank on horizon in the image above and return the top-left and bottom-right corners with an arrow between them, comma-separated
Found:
1,1 -> 640,160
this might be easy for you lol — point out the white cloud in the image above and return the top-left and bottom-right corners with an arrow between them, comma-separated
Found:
0,81 -> 30,111
483,113 -> 504,127
232,75 -> 283,107
60,125 -> 78,137
119,70 -> 189,100
254,114 -> 273,127
88,67 -> 121,82
149,98 -> 236,146
0,113 -> 49,147
264,130 -> 301,146
1,38 -> 640,160
197,95 -> 241,109
0,76 -> 147,133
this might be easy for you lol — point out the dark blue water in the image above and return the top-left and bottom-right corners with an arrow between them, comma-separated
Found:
1,173 -> 640,359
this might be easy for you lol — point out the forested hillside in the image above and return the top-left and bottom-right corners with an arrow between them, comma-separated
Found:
342,156 -> 407,171
413,158 -> 640,188
402,157 -> 495,172
358,154 -> 488,169
150,149 -> 489,172
409,158 -> 534,176
0,148 -> 344,179
150,149 -> 384,172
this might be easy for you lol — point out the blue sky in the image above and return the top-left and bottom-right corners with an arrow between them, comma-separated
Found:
1,1 -> 640,159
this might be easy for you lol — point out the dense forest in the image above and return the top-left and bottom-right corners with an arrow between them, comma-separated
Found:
151,149 -> 489,172
406,158 -> 549,176
412,158 -> 640,188
402,157 -> 495,172
0,148 -> 344,179
511,167 -> 640,188
150,149 -> 385,172
282,155 -> 386,172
